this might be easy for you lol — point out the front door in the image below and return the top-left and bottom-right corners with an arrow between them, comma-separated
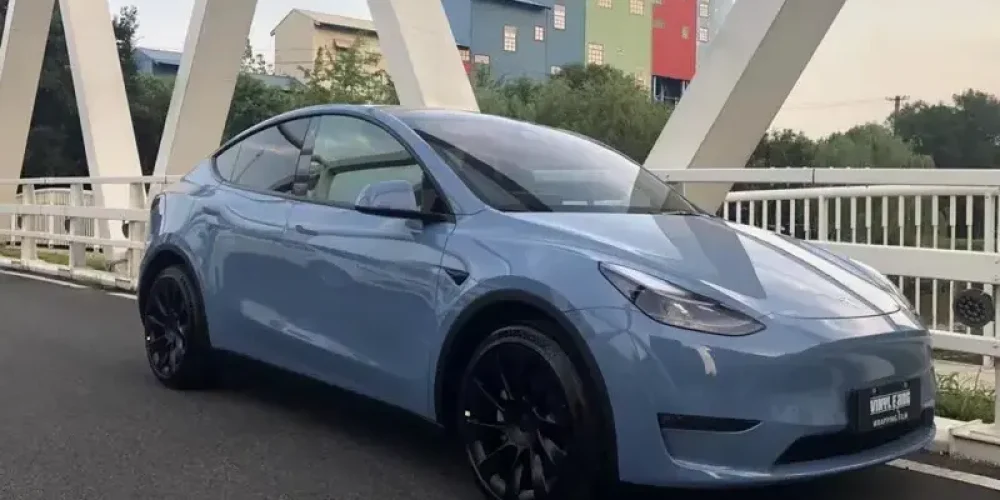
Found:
201,117 -> 314,367
284,113 -> 455,414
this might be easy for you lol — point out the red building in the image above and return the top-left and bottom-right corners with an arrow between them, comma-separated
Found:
651,0 -> 697,102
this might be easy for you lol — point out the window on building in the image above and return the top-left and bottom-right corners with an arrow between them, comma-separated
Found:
699,1 -> 710,17
629,0 -> 644,15
534,26 -> 545,41
458,47 -> 471,62
553,4 -> 566,30
698,26 -> 709,42
653,18 -> 665,29
503,25 -> 517,52
550,66 -> 562,75
598,0 -> 612,8
586,43 -> 604,65
634,70 -> 647,89
474,54 -> 490,65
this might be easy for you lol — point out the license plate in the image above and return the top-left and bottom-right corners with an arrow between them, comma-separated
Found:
852,379 -> 920,432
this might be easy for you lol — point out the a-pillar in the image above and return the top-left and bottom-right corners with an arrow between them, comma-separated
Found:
0,0 -> 56,232
152,0 -> 257,178
60,0 -> 144,248
367,0 -> 478,111
644,0 -> 847,213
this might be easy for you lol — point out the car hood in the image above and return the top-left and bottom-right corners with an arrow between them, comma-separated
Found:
510,212 -> 901,319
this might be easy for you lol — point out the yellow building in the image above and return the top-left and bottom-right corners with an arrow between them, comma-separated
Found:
270,9 -> 383,81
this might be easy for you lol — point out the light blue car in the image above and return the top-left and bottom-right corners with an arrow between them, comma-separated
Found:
138,105 -> 935,499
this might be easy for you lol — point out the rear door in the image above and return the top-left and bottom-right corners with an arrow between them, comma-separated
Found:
201,117 -> 315,366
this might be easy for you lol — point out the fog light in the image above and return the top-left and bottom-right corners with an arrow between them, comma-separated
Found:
953,288 -> 994,328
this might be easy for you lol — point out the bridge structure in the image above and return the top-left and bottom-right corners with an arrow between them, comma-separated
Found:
0,0 -> 998,496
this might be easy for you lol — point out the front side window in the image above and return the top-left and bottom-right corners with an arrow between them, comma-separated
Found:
399,112 -> 696,214
217,118 -> 311,194
306,115 -> 442,212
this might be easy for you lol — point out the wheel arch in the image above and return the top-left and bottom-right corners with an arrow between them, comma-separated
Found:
433,289 -> 619,478
137,243 -> 200,314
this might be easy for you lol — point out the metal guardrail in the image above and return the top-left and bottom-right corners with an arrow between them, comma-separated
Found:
0,176 -> 179,289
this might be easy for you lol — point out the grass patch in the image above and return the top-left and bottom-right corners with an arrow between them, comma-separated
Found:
0,245 -> 108,271
936,372 -> 996,423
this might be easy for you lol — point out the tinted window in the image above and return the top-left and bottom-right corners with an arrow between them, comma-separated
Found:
398,112 -> 696,214
306,115 -> 438,210
224,118 -> 311,193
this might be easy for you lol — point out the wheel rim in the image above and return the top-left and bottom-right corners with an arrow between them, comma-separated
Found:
143,275 -> 191,379
460,339 -> 574,499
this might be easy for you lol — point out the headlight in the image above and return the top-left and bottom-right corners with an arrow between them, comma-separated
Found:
849,259 -> 913,310
599,262 -> 764,336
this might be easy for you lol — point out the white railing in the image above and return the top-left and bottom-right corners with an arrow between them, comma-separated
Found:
0,176 -> 179,289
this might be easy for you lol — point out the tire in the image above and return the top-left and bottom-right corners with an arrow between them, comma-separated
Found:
141,265 -> 216,390
456,320 -> 608,500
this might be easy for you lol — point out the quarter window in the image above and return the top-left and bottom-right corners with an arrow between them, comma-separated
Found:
306,116 -> 436,210
218,118 -> 311,194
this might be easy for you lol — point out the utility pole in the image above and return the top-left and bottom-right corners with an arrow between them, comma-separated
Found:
886,94 -> 910,114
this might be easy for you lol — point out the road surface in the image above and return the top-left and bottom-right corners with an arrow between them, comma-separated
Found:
0,269 -> 997,499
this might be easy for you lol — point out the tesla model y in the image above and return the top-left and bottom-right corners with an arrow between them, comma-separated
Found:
138,105 -> 935,499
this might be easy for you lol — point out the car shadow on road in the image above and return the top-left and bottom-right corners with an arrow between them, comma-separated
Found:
211,354 -> 472,476
207,354 -> 893,500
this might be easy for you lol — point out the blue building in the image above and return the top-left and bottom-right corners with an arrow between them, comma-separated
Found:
443,0 -> 584,81
133,47 -> 301,90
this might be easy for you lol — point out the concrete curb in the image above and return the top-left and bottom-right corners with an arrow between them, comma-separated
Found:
931,417 -> 1000,466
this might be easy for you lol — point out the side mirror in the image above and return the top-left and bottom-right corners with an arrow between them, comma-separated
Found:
354,180 -> 449,223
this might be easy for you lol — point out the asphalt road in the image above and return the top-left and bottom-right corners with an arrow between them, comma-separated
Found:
0,270 -> 998,500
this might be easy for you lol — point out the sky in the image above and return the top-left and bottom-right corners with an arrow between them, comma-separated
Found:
107,0 -> 372,58
106,0 -> 1000,137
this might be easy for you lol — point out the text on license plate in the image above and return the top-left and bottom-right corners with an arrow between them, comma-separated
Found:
869,390 -> 911,415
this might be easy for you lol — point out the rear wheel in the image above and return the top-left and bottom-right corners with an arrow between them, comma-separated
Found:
142,265 -> 216,390
457,322 -> 607,500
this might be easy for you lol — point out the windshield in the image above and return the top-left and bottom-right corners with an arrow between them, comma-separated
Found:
396,111 -> 698,214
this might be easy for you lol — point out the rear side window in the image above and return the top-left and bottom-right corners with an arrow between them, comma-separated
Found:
215,118 -> 312,194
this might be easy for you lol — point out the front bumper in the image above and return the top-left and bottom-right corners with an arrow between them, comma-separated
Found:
569,307 -> 935,488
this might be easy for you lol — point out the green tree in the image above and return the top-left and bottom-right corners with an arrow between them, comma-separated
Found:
476,64 -> 672,163
891,90 -> 1000,168
223,75 -> 298,140
296,39 -> 397,106
812,123 -> 934,168
746,129 -> 816,168
241,39 -> 271,75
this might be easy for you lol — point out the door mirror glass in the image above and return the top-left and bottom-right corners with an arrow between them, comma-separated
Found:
355,180 -> 419,214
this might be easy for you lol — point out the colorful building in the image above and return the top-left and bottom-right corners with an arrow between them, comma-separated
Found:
269,1 -> 717,99
651,0 -> 697,102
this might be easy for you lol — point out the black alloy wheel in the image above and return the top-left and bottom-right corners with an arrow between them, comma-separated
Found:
458,323 -> 605,500
142,265 -> 215,390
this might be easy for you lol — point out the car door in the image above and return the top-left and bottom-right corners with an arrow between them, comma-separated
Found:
202,117 -> 315,367
283,113 -> 455,413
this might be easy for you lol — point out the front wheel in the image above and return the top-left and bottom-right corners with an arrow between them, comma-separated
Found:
141,265 -> 216,390
457,322 -> 607,500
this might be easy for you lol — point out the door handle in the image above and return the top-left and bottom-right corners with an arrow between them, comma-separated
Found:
294,224 -> 320,236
